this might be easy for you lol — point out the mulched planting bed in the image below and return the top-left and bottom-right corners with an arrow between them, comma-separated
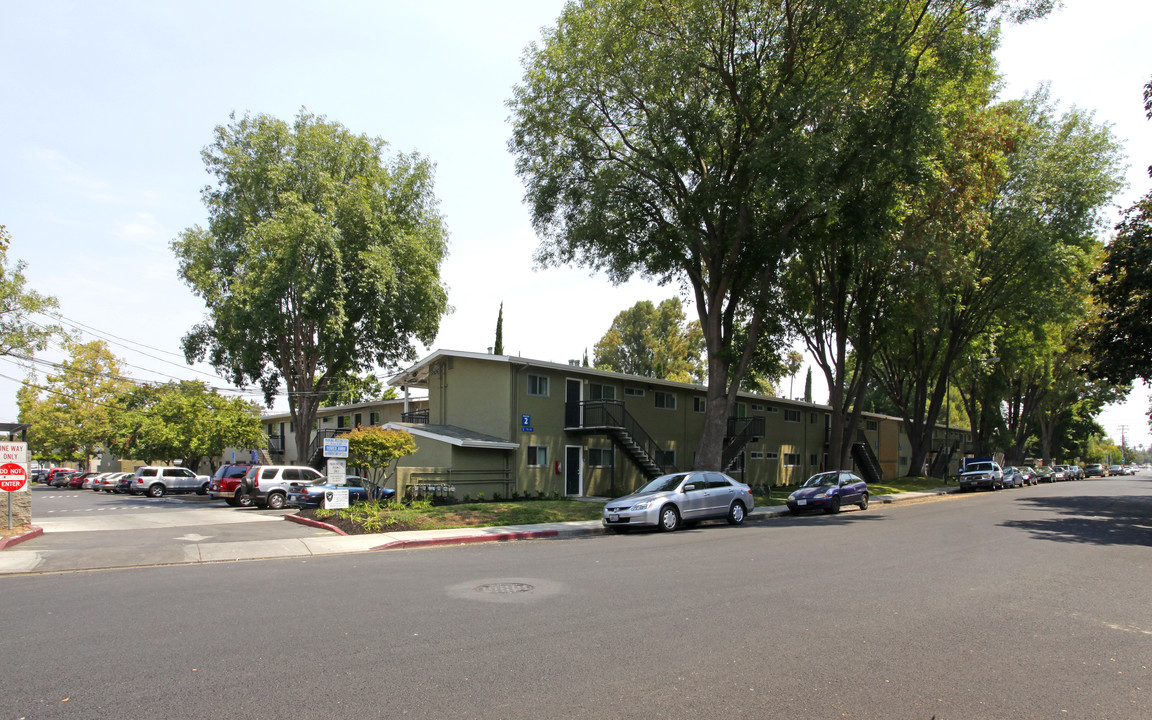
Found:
296,509 -> 424,535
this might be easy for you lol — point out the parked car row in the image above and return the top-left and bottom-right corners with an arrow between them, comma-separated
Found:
956,460 -> 1130,492
37,462 -> 392,511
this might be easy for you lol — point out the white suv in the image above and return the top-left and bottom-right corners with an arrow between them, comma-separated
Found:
242,465 -> 325,510
130,466 -> 207,497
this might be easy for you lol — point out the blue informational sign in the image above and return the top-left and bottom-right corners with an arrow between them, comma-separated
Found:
521,414 -> 531,427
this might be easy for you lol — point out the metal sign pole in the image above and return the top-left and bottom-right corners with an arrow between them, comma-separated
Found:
6,492 -> 11,530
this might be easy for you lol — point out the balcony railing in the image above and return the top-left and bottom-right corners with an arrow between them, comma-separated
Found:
267,434 -> 285,454
401,409 -> 430,424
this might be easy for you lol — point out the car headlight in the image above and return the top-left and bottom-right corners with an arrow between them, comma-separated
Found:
788,492 -> 797,500
823,489 -> 836,497
631,500 -> 653,511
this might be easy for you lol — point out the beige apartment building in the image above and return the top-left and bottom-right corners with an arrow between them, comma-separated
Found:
252,349 -> 972,499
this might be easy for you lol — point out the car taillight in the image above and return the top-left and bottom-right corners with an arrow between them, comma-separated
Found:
253,478 -> 259,488
136,478 -> 143,483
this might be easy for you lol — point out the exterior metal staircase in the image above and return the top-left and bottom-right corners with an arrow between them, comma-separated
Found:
851,430 -> 884,484
307,429 -> 344,470
722,416 -> 765,472
567,400 -> 679,480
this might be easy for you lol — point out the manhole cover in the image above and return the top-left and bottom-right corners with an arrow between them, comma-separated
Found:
475,582 -> 534,594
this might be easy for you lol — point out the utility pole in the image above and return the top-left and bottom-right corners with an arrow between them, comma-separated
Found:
1118,425 -> 1128,464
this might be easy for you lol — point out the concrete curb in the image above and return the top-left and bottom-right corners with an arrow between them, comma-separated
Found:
284,513 -> 348,536
0,525 -> 44,551
371,529 -> 563,551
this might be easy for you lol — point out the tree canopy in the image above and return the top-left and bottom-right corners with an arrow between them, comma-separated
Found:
510,0 -> 1045,469
593,298 -> 704,383
1088,75 -> 1152,390
341,426 -> 417,498
18,340 -> 132,463
105,381 -> 266,470
173,110 -> 450,464
0,226 -> 62,359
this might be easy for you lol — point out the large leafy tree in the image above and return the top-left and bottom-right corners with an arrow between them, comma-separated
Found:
593,298 -> 704,383
106,381 -> 266,471
510,0 -> 1040,469
1088,76 -> 1152,394
173,111 -> 450,464
874,91 -> 1124,475
0,226 -> 63,359
18,340 -> 132,463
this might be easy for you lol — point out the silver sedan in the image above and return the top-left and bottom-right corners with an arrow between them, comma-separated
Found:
602,471 -> 755,532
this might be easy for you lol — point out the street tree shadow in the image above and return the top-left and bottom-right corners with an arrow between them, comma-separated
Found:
1001,493 -> 1152,547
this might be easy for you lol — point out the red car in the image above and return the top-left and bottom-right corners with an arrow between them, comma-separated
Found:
68,472 -> 99,489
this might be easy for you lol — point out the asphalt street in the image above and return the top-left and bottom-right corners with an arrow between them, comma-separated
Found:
2,474 -> 1149,719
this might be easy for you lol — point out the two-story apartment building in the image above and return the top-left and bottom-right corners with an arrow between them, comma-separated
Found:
353,349 -> 973,500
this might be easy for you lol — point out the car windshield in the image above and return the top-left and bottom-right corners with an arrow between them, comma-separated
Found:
802,472 -> 840,488
635,474 -> 687,494
966,463 -> 993,472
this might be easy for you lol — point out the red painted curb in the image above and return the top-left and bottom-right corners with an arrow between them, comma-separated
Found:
283,514 -> 348,536
0,525 -> 44,551
371,529 -> 560,551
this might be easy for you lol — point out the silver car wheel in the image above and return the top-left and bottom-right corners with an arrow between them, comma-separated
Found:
658,505 -> 680,532
727,501 -> 746,525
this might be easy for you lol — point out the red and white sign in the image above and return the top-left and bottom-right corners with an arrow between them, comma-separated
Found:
0,442 -> 29,492
0,464 -> 26,492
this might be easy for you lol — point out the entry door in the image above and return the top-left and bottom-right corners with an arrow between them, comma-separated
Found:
565,446 -> 582,496
565,379 -> 583,427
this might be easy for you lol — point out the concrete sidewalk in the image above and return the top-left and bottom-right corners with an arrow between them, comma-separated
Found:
0,487 -> 955,574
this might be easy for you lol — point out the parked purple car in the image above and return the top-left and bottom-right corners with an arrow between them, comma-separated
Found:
786,471 -> 869,515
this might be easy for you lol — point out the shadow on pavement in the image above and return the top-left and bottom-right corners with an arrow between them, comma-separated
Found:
1002,493 -> 1152,547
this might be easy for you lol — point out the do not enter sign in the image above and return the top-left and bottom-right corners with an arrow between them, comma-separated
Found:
0,462 -> 27,492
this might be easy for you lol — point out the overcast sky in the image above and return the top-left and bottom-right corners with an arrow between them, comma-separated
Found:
1,0 -> 1149,448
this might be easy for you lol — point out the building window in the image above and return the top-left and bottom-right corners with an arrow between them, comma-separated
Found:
693,396 -> 706,413
337,415 -> 349,429
528,374 -> 550,397
765,452 -> 779,460
527,446 -> 549,467
656,449 -> 676,466
354,413 -> 362,428
369,412 -> 380,426
810,453 -> 817,466
866,419 -> 879,431
588,448 -> 614,468
750,451 -> 764,461
784,409 -> 801,423
624,387 -> 645,397
654,391 -> 676,410
590,383 -> 616,401
766,406 -> 779,413
900,456 -> 909,467
784,453 -> 801,467
322,416 -> 331,424
810,412 -> 818,424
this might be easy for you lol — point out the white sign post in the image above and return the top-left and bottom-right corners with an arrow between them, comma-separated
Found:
0,442 -> 29,529
323,437 -> 349,458
327,458 -> 347,485
323,487 -> 350,509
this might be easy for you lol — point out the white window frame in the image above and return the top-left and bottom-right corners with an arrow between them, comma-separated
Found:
693,396 -> 706,413
527,445 -> 549,467
654,391 -> 676,410
783,453 -> 801,467
624,387 -> 645,397
588,448 -> 614,468
528,374 -> 550,397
